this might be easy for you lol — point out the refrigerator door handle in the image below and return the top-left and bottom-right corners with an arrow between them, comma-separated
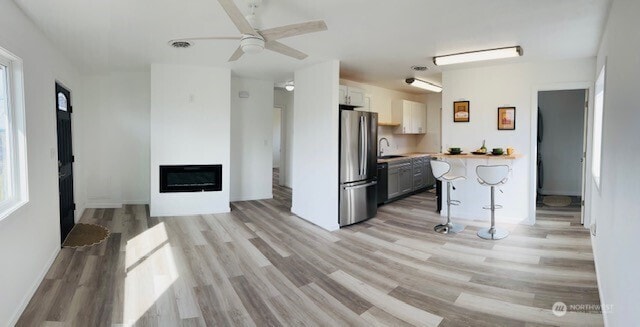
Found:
343,181 -> 377,190
359,116 -> 365,176
363,115 -> 368,176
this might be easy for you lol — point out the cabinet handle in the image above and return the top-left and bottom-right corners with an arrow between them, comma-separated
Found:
403,127 -> 406,133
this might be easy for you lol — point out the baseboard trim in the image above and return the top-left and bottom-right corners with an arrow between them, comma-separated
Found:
590,235 -> 610,326
122,200 -> 150,205
539,190 -> 582,197
74,205 -> 86,223
150,207 -> 232,217
85,201 -> 149,209
290,208 -> 340,232
8,245 -> 60,326
230,193 -> 273,202
85,203 -> 122,208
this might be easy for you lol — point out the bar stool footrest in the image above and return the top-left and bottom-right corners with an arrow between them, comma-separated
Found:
477,227 -> 509,240
434,222 -> 465,234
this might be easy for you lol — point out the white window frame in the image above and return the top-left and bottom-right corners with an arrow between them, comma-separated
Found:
0,46 -> 28,221
592,65 -> 606,191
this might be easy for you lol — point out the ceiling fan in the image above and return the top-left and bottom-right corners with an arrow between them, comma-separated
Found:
169,0 -> 328,61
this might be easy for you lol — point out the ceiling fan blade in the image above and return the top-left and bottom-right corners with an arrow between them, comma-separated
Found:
259,20 -> 328,41
216,0 -> 257,35
228,46 -> 244,62
265,41 -> 308,60
170,36 -> 242,42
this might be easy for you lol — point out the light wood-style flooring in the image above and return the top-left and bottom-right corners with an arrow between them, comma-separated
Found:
17,171 -> 602,326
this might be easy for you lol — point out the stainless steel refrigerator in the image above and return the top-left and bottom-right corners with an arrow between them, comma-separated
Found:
339,110 -> 378,226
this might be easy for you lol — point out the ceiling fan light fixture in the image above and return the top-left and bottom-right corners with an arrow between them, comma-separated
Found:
405,78 -> 442,93
284,81 -> 294,91
433,46 -> 523,66
240,35 -> 265,54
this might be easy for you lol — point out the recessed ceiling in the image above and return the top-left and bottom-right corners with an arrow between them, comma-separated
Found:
14,0 -> 610,93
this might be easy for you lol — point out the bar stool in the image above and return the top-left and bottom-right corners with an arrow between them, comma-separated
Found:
476,165 -> 510,240
431,160 -> 465,234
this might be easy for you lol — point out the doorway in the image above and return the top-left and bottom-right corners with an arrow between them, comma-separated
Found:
273,106 -> 282,185
56,82 -> 75,243
535,89 -> 588,221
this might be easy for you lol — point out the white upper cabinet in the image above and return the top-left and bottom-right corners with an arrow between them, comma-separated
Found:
347,86 -> 365,107
339,85 -> 348,105
339,85 -> 365,107
392,100 -> 427,134
411,102 -> 427,134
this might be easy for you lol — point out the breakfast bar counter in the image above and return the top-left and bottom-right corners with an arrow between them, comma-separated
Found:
431,153 -> 524,160
431,152 -> 528,224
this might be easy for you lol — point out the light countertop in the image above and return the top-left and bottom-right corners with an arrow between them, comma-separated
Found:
377,152 -> 438,163
430,153 -> 524,160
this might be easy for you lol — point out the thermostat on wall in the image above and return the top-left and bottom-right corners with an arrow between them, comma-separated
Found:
239,91 -> 250,98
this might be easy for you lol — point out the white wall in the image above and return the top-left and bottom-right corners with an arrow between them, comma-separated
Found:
538,89 -> 585,196
0,1 -> 84,324
274,89 -> 294,188
339,79 -> 436,154
441,58 -> 594,222
150,64 -> 230,216
292,61 -> 340,231
83,72 -> 150,207
272,108 -> 281,168
230,76 -> 274,202
590,0 -> 640,325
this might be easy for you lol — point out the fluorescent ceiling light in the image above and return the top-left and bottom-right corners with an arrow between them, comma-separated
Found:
284,81 -> 294,91
433,46 -> 523,66
405,78 -> 442,93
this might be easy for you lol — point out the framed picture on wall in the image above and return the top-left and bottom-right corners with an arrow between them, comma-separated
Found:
453,101 -> 470,122
498,107 -> 516,130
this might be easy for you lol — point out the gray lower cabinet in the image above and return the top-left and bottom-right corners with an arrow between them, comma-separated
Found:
399,164 -> 413,195
388,160 -> 412,199
423,158 -> 435,187
413,157 -> 426,190
386,156 -> 436,202
388,164 -> 400,198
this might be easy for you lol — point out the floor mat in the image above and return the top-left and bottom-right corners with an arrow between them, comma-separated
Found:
62,223 -> 110,248
542,195 -> 572,207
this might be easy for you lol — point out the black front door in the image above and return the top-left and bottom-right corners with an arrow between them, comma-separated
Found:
56,83 -> 75,243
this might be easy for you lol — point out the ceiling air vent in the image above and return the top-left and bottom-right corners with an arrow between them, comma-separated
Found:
170,41 -> 192,49
411,65 -> 428,71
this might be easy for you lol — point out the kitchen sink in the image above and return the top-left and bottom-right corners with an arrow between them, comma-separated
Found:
378,155 -> 406,159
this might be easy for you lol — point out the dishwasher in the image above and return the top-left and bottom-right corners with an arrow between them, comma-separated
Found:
376,162 -> 388,205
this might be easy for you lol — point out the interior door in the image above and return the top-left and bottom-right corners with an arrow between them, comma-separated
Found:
580,89 -> 589,224
56,83 -> 75,243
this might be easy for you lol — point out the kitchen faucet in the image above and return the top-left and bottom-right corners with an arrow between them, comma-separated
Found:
378,137 -> 390,157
